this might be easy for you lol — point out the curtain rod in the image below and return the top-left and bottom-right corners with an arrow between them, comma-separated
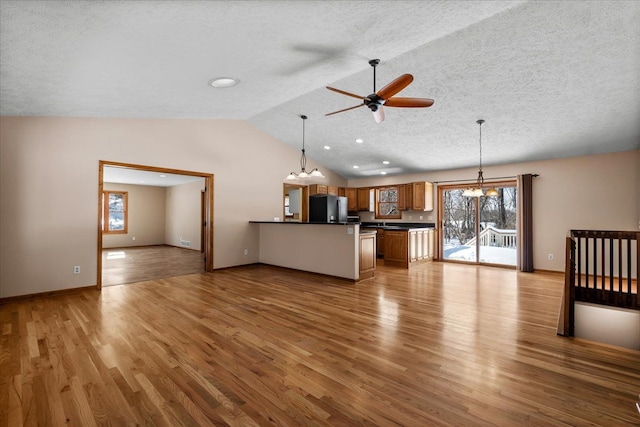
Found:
432,174 -> 538,185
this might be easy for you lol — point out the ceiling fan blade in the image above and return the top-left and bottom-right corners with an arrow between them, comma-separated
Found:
372,107 -> 385,123
376,74 -> 413,100
384,97 -> 434,108
326,86 -> 365,100
325,103 -> 365,117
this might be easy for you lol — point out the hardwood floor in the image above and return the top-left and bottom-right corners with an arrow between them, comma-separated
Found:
1,262 -> 639,426
102,245 -> 204,286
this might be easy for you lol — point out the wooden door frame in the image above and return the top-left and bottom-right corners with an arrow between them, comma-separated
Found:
283,183 -> 309,222
97,160 -> 214,289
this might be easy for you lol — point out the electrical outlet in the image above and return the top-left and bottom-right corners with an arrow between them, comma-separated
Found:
347,227 -> 354,235
548,253 -> 554,260
73,266 -> 81,274
132,236 -> 136,241
244,249 -> 248,255
419,215 -> 423,220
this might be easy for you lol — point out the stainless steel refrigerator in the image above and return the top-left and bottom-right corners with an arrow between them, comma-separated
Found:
309,195 -> 348,223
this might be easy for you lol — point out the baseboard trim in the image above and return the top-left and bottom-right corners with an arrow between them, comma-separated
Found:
533,268 -> 564,275
0,285 -> 98,304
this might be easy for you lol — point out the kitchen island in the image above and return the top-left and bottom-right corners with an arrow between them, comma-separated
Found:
249,222 -> 375,281
361,223 -> 436,269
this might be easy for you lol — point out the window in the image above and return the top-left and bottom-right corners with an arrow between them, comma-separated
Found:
375,187 -> 401,219
103,191 -> 128,234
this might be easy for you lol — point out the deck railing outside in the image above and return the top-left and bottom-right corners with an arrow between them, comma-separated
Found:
466,225 -> 516,248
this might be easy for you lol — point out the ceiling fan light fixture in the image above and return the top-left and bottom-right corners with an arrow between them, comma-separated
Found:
285,115 -> 324,181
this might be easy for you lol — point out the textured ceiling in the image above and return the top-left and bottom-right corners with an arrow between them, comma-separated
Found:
2,1 -> 639,179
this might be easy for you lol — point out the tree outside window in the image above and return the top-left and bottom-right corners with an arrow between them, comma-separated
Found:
375,187 -> 401,219
103,191 -> 128,234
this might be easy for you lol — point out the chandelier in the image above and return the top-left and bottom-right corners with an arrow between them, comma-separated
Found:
463,119 -> 498,197
285,115 -> 324,180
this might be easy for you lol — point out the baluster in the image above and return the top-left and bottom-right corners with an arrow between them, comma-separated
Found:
609,237 -> 613,292
577,235 -> 582,290
585,236 -> 589,289
627,236 -> 632,296
592,235 -> 597,291
618,237 -> 623,293
601,235 -> 605,291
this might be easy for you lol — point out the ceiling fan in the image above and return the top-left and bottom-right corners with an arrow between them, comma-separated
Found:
325,59 -> 434,123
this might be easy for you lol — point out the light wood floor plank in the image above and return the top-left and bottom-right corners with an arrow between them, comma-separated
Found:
1,262 -> 639,426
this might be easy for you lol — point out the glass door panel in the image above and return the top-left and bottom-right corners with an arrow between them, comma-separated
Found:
478,186 -> 517,265
442,189 -> 477,262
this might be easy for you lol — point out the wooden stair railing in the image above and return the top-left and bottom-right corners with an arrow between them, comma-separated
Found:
558,230 -> 639,337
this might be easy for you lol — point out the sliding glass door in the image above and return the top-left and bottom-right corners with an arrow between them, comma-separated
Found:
442,189 -> 478,262
440,183 -> 517,266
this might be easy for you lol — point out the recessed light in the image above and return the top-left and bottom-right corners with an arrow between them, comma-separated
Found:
208,77 -> 240,88
353,165 -> 359,169
355,138 -> 363,144
380,172 -> 387,175
382,160 -> 390,165
323,145 -> 331,150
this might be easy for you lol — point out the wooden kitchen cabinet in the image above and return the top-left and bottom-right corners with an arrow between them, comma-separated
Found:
338,187 -> 346,197
357,187 -> 371,211
409,228 -> 435,266
383,230 -> 408,268
411,182 -> 433,211
327,186 -> 339,196
309,184 -> 328,195
359,232 -> 376,280
377,229 -> 385,258
345,188 -> 358,212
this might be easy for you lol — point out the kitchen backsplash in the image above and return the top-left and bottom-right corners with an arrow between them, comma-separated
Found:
358,211 -> 436,223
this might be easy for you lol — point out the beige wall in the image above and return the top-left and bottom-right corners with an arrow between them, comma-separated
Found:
349,149 -> 640,272
257,223 -> 359,280
0,116 -> 346,298
102,183 -> 167,248
165,179 -> 205,250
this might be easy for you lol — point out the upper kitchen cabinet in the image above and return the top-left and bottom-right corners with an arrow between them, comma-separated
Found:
398,184 -> 414,211
345,188 -> 358,212
411,182 -> 433,211
357,187 -> 372,211
308,184 -> 328,195
327,186 -> 339,196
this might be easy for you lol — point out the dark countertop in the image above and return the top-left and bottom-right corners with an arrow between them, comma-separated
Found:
360,222 -> 436,231
249,221 -> 355,225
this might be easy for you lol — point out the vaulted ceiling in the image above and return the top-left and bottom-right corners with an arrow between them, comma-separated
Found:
1,1 -> 639,179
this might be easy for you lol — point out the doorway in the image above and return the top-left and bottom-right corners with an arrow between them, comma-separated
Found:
283,183 -> 309,222
439,181 -> 517,267
97,161 -> 214,289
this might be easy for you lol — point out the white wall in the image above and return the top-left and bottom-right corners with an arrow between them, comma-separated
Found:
165,179 -> 205,250
0,116 -> 346,298
575,303 -> 640,350
102,183 -> 167,248
349,149 -> 639,272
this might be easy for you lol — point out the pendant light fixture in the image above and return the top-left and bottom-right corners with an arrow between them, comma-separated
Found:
286,115 -> 325,180
463,119 -> 498,197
